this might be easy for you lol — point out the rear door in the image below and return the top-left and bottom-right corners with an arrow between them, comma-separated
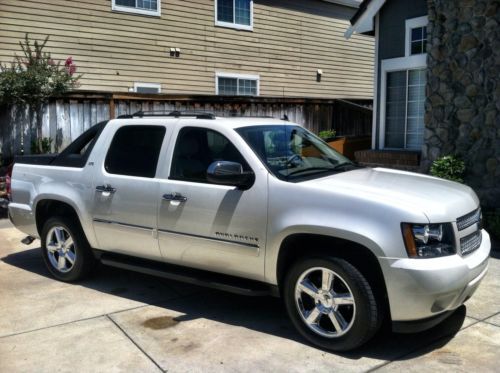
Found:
91,124 -> 167,260
156,125 -> 268,280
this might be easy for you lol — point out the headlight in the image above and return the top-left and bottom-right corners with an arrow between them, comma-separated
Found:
401,223 -> 455,258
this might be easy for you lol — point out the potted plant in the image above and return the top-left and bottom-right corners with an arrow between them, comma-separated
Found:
318,129 -> 371,160
318,129 -> 346,154
318,129 -> 337,142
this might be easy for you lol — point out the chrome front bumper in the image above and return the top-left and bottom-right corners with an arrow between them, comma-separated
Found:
380,229 -> 491,322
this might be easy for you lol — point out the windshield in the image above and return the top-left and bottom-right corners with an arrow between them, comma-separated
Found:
236,125 -> 354,181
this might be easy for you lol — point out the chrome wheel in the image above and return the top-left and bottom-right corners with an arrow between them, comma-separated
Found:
45,226 -> 76,273
295,267 -> 356,338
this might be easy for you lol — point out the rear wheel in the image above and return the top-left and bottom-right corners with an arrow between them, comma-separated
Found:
284,257 -> 382,351
41,216 -> 95,282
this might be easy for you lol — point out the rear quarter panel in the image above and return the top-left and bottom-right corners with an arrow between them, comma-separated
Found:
10,163 -> 98,247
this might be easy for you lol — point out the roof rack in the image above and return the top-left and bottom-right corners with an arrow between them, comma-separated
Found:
116,110 -> 216,120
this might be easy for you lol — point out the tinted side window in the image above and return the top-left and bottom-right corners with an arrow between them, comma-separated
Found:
105,126 -> 166,178
170,127 -> 250,183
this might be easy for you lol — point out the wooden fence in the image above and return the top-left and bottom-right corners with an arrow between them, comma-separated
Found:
0,92 -> 372,160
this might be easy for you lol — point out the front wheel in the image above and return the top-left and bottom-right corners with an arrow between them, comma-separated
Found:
283,257 -> 382,351
41,216 -> 95,282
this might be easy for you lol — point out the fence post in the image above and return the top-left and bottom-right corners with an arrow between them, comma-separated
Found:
109,99 -> 115,119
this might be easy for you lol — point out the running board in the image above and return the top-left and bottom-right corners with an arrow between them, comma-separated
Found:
99,253 -> 279,297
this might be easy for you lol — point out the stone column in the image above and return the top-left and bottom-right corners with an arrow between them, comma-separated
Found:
424,0 -> 500,208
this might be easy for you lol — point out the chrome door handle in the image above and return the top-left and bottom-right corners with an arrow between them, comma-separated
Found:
162,193 -> 187,202
96,184 -> 116,194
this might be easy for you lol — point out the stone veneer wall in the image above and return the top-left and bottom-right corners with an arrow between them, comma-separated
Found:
423,0 -> 500,208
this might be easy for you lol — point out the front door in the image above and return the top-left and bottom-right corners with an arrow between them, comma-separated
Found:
157,126 -> 268,280
91,124 -> 166,260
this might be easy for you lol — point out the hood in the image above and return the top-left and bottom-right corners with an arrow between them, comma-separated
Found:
303,167 -> 479,223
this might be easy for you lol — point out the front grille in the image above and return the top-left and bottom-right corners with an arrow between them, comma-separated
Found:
457,208 -> 482,231
460,230 -> 482,255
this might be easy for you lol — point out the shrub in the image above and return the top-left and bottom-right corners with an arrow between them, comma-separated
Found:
30,137 -> 53,154
0,34 -> 80,154
430,155 -> 465,183
318,129 -> 336,140
0,34 -> 80,108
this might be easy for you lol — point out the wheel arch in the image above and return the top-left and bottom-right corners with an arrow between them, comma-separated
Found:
275,233 -> 390,318
34,197 -> 97,248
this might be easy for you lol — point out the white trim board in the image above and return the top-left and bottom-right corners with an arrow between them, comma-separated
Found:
378,54 -> 427,149
322,0 -> 363,8
345,0 -> 386,38
371,13 -> 380,150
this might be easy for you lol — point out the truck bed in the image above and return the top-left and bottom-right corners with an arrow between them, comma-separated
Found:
14,154 -> 58,165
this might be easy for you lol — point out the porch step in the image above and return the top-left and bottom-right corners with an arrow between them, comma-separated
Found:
355,149 -> 421,172
358,162 -> 421,173
355,149 -> 420,165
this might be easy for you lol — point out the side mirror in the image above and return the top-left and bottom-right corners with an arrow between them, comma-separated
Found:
207,161 -> 255,190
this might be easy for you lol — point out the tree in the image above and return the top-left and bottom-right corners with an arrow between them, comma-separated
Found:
0,34 -> 81,153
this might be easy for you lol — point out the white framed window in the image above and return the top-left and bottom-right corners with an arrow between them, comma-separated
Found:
379,55 -> 427,150
112,0 -> 161,17
405,16 -> 428,56
216,73 -> 259,96
215,0 -> 253,31
134,82 -> 161,93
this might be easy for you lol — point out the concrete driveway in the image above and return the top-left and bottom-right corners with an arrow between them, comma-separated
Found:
0,218 -> 499,372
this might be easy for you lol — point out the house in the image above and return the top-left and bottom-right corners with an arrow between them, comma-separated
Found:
0,0 -> 373,100
346,0 -> 499,208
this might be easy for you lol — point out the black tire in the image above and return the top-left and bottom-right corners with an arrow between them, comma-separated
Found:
283,257 -> 382,351
41,216 -> 95,282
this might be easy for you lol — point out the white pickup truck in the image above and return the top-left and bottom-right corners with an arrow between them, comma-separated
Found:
8,112 -> 490,351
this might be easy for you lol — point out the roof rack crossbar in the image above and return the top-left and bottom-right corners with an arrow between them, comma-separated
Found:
116,111 -> 284,120
119,110 -> 216,119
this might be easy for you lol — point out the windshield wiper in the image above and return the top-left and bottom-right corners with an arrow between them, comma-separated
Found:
286,167 -> 337,177
330,162 -> 355,171
286,162 -> 357,179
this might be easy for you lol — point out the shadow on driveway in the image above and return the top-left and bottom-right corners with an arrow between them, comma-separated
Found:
2,247 -> 468,362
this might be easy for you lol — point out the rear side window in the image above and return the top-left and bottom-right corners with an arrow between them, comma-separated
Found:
105,125 -> 166,178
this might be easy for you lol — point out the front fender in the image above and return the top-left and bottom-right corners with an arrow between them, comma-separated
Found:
264,224 -> 385,284
264,176 -> 430,284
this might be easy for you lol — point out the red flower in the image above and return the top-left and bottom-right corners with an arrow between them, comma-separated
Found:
65,56 -> 73,67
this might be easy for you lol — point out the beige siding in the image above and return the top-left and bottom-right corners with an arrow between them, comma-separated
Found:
0,0 -> 374,99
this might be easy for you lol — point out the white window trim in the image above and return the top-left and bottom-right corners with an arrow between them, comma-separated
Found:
405,16 -> 428,57
134,82 -> 162,93
371,14 -> 380,149
379,54 -> 426,149
112,0 -> 161,17
215,72 -> 260,96
214,0 -> 254,31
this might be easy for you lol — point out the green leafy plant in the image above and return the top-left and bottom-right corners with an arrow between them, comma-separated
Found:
0,34 -> 80,153
318,129 -> 336,140
30,137 -> 53,154
430,155 -> 465,183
